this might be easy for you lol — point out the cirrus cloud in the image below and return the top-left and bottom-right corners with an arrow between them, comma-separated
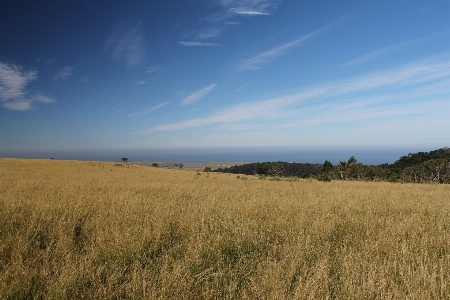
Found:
239,26 -> 326,70
220,0 -> 281,16
53,66 -> 73,80
232,10 -> 270,15
105,22 -> 145,67
182,83 -> 217,105
0,62 -> 55,111
180,41 -> 221,47
138,55 -> 450,135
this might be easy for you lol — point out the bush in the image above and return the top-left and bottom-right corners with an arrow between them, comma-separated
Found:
317,173 -> 331,182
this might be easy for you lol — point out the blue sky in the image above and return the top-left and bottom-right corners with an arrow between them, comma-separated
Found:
1,0 -> 449,155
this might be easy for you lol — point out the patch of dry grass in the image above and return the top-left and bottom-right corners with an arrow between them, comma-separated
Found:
1,158 -> 450,299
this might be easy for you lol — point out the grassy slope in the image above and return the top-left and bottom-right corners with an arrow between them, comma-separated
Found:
1,159 -> 450,299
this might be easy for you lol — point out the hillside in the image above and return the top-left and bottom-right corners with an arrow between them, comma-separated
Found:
389,147 -> 450,169
214,147 -> 450,183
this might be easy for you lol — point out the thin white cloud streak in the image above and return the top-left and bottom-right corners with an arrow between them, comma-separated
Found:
53,66 -> 73,80
345,32 -> 450,66
138,55 -> 450,134
184,23 -> 226,40
289,98 -> 449,129
203,0 -> 279,23
196,27 -> 225,40
305,79 -> 450,121
180,41 -> 220,47
0,62 -> 55,111
145,65 -> 166,80
106,22 -> 144,67
220,0 -> 281,16
182,83 -> 217,105
233,10 -> 270,15
191,0 -> 280,41
346,43 -> 410,67
239,28 -> 325,70
128,101 -> 171,117
145,66 -> 161,73
336,58 -> 450,94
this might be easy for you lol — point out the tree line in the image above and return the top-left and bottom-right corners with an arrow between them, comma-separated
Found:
214,147 -> 450,184
215,162 -> 317,178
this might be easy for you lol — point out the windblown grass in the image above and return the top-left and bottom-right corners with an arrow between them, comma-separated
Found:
1,158 -> 449,299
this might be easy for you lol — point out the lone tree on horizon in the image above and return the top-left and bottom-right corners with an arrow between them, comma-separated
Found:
121,157 -> 128,163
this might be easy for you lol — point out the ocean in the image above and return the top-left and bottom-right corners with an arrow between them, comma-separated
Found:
1,145 -> 440,166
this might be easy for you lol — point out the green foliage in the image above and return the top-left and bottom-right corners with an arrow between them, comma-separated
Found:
216,162 -> 318,178
214,147 -> 450,184
322,160 -> 333,172
268,162 -> 285,177
151,163 -> 159,167
390,147 -> 450,169
347,156 -> 357,166
316,173 -> 331,182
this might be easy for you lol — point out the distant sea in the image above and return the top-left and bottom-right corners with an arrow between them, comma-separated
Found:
1,145 -> 442,166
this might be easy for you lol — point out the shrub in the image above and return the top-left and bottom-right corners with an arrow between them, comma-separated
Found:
317,173 -> 331,182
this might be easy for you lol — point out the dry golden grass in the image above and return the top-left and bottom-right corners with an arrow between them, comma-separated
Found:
1,158 -> 450,299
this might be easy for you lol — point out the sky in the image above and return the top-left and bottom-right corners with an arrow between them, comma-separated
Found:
1,0 -> 449,158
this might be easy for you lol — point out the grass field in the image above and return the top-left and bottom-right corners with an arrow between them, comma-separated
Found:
1,158 -> 450,299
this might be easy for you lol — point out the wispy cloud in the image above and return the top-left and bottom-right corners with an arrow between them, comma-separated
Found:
145,66 -> 161,73
0,62 -> 55,111
105,22 -> 145,67
0,63 -> 36,101
239,27 -> 325,70
185,0 -> 281,42
182,83 -> 217,105
196,27 -> 225,40
53,66 -> 73,80
221,0 -> 281,16
345,32 -> 450,66
144,65 -> 166,81
128,101 -> 171,117
180,41 -> 220,47
232,10 -> 270,15
138,55 -> 450,134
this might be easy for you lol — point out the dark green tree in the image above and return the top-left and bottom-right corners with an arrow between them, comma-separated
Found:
337,161 -> 347,180
268,162 -> 285,177
347,156 -> 357,166
322,160 -> 333,172
255,164 -> 269,176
